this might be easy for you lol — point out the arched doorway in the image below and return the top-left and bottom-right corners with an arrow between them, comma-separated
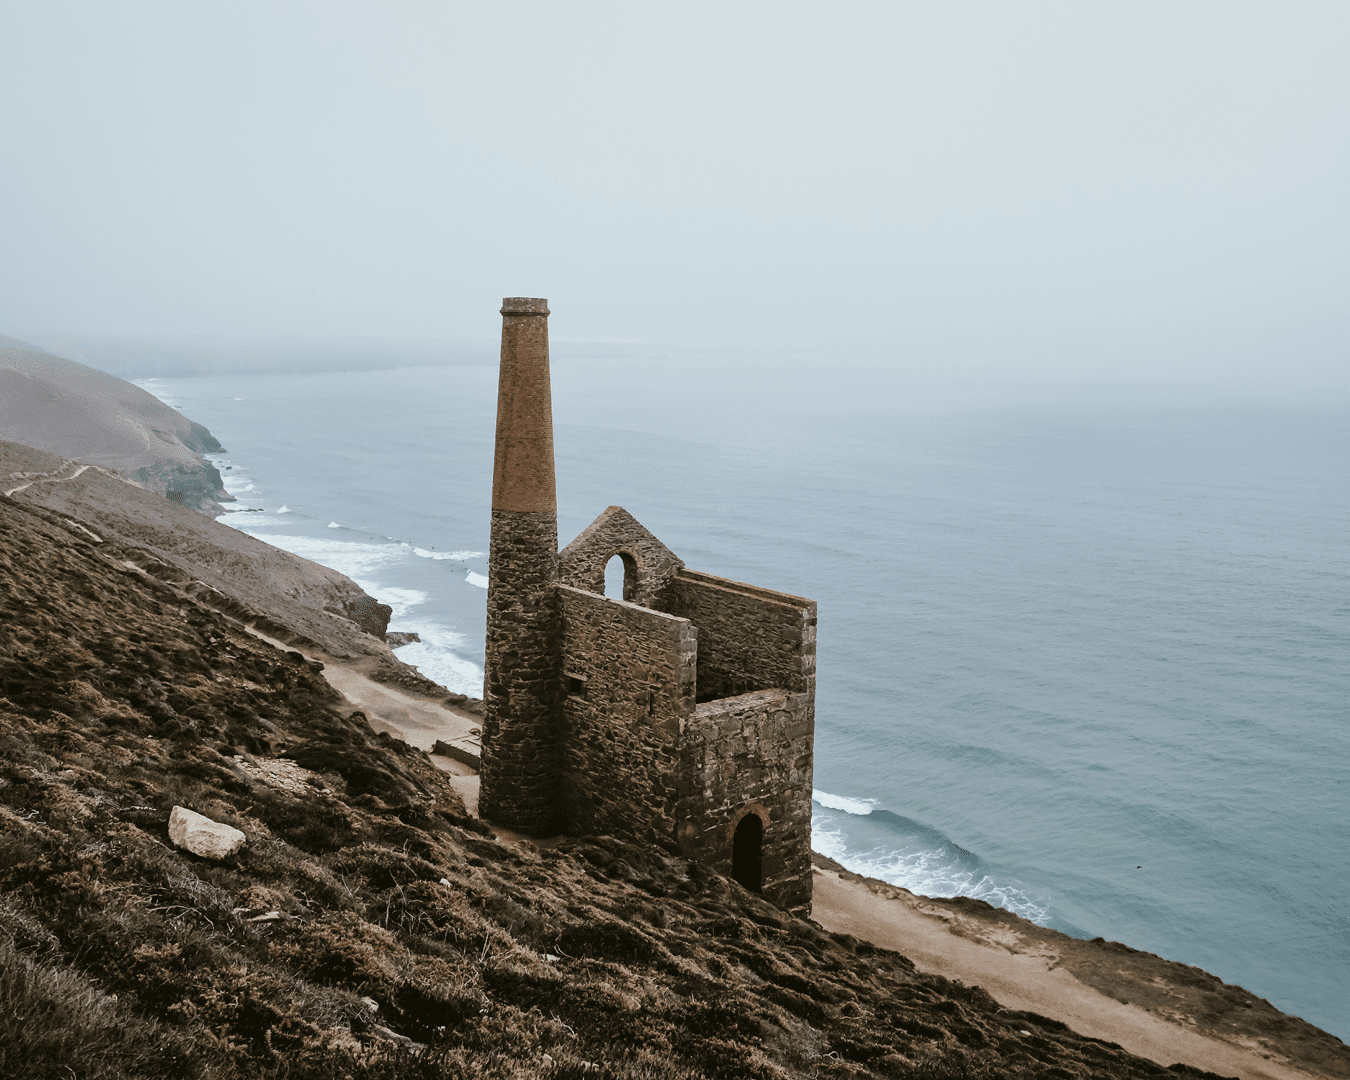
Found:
732,813 -> 763,893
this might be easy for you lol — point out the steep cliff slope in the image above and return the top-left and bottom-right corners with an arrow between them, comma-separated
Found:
0,439 -> 1225,1079
0,336 -> 229,511
1,439 -> 391,657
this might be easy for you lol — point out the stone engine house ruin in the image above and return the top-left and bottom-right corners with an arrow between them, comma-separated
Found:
479,298 -> 816,915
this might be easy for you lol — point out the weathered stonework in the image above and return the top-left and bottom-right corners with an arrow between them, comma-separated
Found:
478,298 -> 817,915
480,508 -> 561,831
557,584 -> 694,847
657,570 -> 816,702
677,689 -> 814,914
479,298 -> 562,833
558,505 -> 685,607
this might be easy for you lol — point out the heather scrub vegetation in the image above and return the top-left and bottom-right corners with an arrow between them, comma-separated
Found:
0,492 -> 1226,1078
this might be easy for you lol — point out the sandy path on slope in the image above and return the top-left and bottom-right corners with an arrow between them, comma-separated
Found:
812,867 -> 1320,1080
3,461 -> 92,496
319,662 -> 484,814
244,629 -> 485,813
318,663 -> 478,751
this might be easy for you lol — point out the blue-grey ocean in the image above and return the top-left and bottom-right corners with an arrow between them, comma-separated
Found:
138,355 -> 1349,1040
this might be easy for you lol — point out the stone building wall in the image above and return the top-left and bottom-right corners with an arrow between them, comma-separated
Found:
656,569 -> 817,702
557,584 -> 696,847
480,508 -> 562,833
676,688 -> 815,916
557,505 -> 684,607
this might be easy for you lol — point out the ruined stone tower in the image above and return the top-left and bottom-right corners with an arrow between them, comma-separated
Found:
479,298 -> 817,915
478,298 -> 562,832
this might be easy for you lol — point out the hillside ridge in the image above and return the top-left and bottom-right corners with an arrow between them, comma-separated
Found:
0,336 -> 229,511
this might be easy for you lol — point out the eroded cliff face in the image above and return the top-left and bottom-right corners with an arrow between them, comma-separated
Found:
0,483 -> 1214,1080
0,335 -> 231,512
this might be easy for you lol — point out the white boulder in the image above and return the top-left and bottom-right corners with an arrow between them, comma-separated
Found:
168,805 -> 246,859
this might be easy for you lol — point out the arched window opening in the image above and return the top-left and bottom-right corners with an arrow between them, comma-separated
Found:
604,555 -> 625,599
732,813 -> 763,893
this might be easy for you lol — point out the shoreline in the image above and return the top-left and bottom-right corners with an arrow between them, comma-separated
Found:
308,647 -> 1347,1080
144,368 -> 1347,1041
809,856 -> 1347,1080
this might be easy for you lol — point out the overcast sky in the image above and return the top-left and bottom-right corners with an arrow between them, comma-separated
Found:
2,1 -> 1347,389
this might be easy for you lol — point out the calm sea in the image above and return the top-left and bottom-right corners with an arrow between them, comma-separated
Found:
138,355 -> 1349,1039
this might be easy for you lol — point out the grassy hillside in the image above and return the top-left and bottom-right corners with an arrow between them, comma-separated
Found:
0,483 -> 1237,1079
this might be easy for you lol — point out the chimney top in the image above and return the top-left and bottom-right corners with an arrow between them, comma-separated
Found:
501,297 -> 549,316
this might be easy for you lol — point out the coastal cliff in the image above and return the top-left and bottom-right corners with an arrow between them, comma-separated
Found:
0,336 -> 231,512
0,427 -> 1344,1076
0,467 -> 1245,1080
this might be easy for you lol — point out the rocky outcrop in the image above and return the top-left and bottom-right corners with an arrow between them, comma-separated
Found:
0,335 -> 231,512
341,594 -> 393,639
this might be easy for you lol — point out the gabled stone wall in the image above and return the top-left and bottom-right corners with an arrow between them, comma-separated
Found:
677,688 -> 815,916
557,505 -> 685,607
557,584 -> 696,847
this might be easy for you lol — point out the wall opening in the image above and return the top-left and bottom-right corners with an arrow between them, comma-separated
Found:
604,555 -> 624,599
732,813 -> 763,893
604,553 -> 637,601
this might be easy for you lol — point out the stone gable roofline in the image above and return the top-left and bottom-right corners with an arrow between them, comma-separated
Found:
557,505 -> 684,607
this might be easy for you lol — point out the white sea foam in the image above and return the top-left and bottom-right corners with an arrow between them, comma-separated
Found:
811,818 -> 1051,924
812,789 -> 878,815
380,587 -> 431,619
240,534 -> 409,580
217,465 -> 264,508
465,571 -> 489,589
277,505 -> 292,514
230,528 -> 484,694
220,514 -> 294,528
412,547 -> 484,561
327,521 -> 342,529
387,622 -> 483,697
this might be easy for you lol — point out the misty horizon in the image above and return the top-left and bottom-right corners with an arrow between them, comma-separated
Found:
2,1 -> 1348,399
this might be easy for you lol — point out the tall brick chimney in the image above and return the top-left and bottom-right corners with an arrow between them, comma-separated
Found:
478,297 -> 562,832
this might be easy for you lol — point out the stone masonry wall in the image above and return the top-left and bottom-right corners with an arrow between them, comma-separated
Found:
557,584 -> 696,848
676,688 -> 814,916
655,569 -> 817,703
479,508 -> 562,833
557,506 -> 685,608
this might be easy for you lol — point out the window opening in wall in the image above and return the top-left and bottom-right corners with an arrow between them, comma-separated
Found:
732,813 -> 763,893
566,673 -> 588,699
604,553 -> 638,601
604,554 -> 625,600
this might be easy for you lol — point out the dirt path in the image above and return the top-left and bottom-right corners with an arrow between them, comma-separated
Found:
4,461 -> 92,496
812,867 -> 1330,1080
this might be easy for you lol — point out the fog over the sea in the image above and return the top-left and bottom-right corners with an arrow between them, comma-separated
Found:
2,1 -> 1348,396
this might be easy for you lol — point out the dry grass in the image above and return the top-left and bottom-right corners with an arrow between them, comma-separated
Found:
0,492 -> 1235,1079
